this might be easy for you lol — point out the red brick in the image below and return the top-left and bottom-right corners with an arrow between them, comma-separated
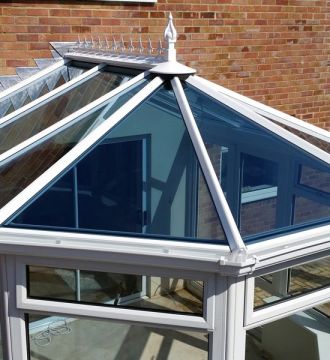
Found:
0,1 -> 328,129
6,59 -> 29,67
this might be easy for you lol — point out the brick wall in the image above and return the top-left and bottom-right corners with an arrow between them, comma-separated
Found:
0,1 -> 329,129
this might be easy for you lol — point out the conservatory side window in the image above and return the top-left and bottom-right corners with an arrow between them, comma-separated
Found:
254,256 -> 330,309
27,265 -> 204,315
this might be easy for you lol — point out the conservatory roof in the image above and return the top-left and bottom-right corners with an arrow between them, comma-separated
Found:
0,15 -> 329,255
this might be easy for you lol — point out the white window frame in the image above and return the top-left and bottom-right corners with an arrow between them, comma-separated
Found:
244,255 -> 330,328
16,256 -> 215,331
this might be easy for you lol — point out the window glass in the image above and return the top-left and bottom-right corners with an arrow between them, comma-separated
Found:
293,196 -> 330,225
0,62 -> 88,119
254,256 -> 330,309
240,154 -> 278,237
0,79 -> 147,210
246,302 -> 330,360
299,165 -> 330,194
184,83 -> 330,241
0,68 -> 133,155
270,119 -> 330,153
10,84 -> 226,243
27,314 -> 208,360
27,266 -> 203,315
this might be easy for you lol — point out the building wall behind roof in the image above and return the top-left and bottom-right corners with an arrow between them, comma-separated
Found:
0,1 -> 329,129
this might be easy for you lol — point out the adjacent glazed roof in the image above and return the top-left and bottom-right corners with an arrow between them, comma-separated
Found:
0,15 -> 329,252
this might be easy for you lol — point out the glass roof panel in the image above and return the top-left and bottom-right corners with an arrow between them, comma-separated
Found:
0,68 -> 134,155
183,83 -> 330,242
8,84 -> 227,244
0,61 -> 88,118
0,78 -> 147,210
268,119 -> 330,153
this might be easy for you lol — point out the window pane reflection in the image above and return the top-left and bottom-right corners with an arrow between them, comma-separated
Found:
299,165 -> 330,194
0,70 -> 132,155
254,256 -> 330,309
27,315 -> 208,360
28,266 -> 203,315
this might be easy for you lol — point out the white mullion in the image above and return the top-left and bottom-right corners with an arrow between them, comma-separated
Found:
193,75 -> 330,144
0,256 -> 12,360
171,77 -> 245,253
187,76 -> 330,164
0,63 -> 106,128
209,274 -> 227,360
225,277 -> 246,360
5,256 -> 28,360
0,76 -> 164,225
0,58 -> 69,102
0,71 -> 149,166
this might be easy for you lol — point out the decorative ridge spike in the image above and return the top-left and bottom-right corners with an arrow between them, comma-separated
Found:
164,12 -> 177,62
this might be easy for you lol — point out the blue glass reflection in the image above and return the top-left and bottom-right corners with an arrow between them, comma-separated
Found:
9,85 -> 226,243
184,83 -> 330,241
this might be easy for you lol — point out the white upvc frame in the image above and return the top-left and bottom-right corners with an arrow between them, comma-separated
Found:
246,224 -> 330,268
0,227 -> 231,273
0,255 -> 12,360
225,277 -> 246,360
186,76 -> 330,164
244,276 -> 330,329
194,75 -> 330,144
0,76 -> 164,225
0,63 -> 106,128
0,71 -> 149,166
171,77 -> 246,254
244,249 -> 330,328
15,256 -> 214,330
0,58 -> 69,102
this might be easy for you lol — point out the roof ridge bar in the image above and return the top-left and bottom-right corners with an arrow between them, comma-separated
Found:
0,63 -> 107,128
0,71 -> 149,166
187,76 -> 330,165
0,58 -> 69,102
171,76 -> 246,253
193,75 -> 330,143
0,76 -> 164,224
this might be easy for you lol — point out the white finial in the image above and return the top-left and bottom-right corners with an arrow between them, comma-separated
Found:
164,13 -> 177,62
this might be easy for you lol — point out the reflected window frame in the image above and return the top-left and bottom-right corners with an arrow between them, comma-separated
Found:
16,255 -> 215,330
244,253 -> 330,328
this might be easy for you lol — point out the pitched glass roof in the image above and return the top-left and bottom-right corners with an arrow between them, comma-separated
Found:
0,60 -> 88,118
0,77 -> 148,209
0,22 -> 329,251
0,66 -> 135,155
184,82 -> 330,240
8,83 -> 226,243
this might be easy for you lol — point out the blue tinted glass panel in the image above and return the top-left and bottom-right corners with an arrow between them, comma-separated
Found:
10,85 -> 226,243
0,69 -> 134,155
294,196 -> 330,225
240,154 -> 278,237
270,119 -> 330,153
184,83 -> 330,241
13,172 -> 75,228
299,165 -> 330,194
1,79 -> 147,210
